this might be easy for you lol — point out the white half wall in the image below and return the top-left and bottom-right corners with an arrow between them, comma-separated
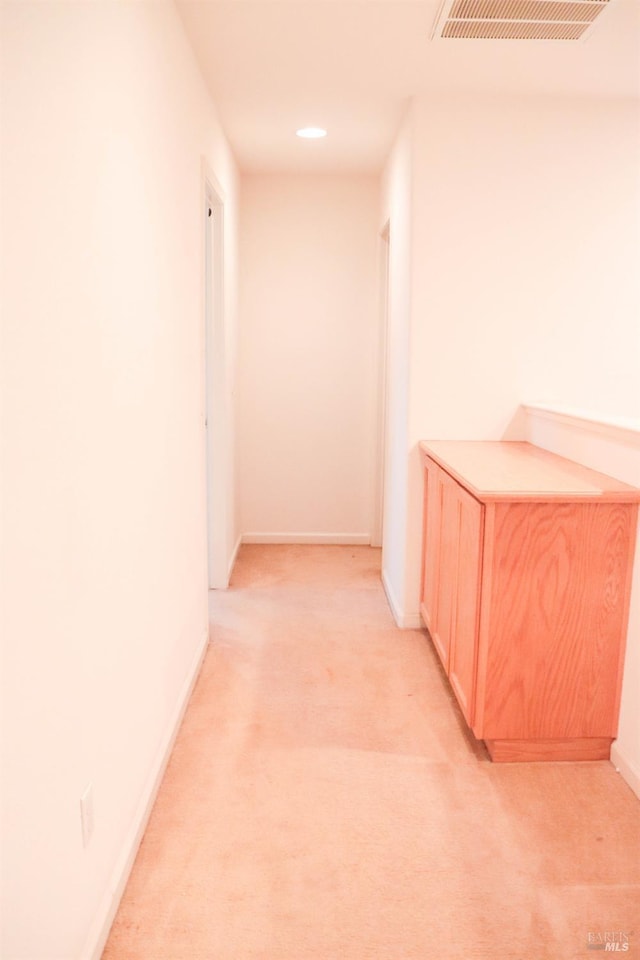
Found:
238,173 -> 379,542
0,2 -> 238,957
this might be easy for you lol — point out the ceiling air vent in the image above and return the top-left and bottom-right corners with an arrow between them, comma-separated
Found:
432,0 -> 613,40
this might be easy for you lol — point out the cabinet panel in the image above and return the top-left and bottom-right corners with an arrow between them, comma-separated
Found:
432,476 -> 460,671
479,500 -> 636,740
448,486 -> 483,725
420,441 -> 639,762
420,459 -> 442,634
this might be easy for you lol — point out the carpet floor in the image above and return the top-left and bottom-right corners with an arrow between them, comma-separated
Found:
102,544 -> 640,960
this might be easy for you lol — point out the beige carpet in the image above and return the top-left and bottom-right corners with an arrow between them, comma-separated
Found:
102,545 -> 640,960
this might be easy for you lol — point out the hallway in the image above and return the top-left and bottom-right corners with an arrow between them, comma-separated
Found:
102,546 -> 640,960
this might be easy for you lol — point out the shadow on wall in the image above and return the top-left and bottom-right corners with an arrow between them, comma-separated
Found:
501,405 -> 528,440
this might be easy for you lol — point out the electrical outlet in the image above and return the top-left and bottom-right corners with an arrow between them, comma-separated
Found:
80,783 -> 94,848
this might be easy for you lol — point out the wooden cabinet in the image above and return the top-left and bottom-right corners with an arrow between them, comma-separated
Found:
420,441 -> 640,762
421,460 -> 483,724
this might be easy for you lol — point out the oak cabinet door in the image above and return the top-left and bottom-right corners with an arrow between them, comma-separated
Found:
479,501 -> 635,741
448,485 -> 483,725
421,458 -> 443,634
432,476 -> 460,671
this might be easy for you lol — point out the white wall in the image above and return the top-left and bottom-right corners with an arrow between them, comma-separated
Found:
380,93 -> 640,620
0,3 -> 238,958
238,173 -> 379,542
378,110 -> 414,623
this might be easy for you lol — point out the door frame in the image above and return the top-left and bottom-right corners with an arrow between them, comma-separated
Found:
372,221 -> 390,548
202,160 -> 229,589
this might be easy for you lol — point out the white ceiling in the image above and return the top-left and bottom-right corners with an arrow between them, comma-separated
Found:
175,0 -> 640,173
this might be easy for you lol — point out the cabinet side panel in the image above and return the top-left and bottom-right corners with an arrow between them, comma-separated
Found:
482,502 -> 634,740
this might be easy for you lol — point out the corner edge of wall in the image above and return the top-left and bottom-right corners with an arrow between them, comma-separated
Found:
610,742 -> 640,802
81,629 -> 209,960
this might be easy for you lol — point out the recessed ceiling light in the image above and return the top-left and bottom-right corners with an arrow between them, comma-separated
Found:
296,127 -> 327,139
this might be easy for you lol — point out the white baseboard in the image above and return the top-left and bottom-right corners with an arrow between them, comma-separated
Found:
382,570 -> 402,626
382,568 -> 423,629
403,612 -> 423,629
228,534 -> 242,580
610,742 -> 640,801
241,532 -> 371,545
82,629 -> 209,960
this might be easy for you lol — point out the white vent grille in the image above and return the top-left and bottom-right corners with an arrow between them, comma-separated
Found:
433,0 -> 612,40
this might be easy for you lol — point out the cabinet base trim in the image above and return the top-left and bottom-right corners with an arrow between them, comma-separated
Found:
485,737 -> 612,763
